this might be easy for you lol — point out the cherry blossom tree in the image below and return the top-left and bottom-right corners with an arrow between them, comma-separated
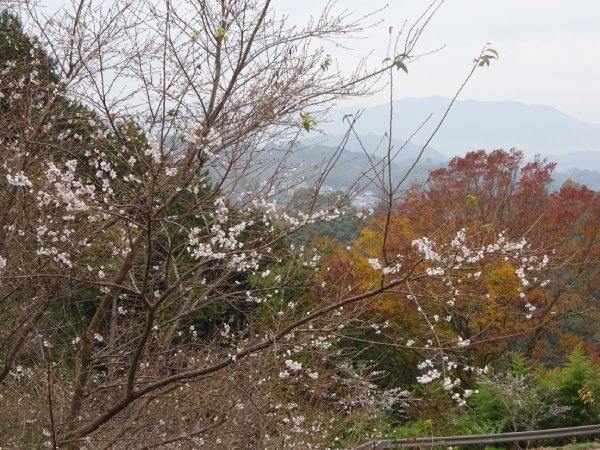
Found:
0,1 -> 554,448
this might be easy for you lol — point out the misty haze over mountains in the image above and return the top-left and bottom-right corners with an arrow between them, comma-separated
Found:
298,97 -> 600,191
324,96 -> 600,163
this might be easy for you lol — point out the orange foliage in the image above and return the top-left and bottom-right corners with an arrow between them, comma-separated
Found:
319,149 -> 600,371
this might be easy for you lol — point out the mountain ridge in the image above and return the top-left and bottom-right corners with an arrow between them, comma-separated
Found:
322,96 -> 600,161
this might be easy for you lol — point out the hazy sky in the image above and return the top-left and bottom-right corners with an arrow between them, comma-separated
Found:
35,0 -> 600,123
277,0 -> 600,124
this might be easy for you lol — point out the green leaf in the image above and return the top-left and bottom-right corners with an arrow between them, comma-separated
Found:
215,26 -> 229,42
393,55 -> 408,74
481,223 -> 492,232
475,47 -> 499,68
466,194 -> 478,207
190,30 -> 201,40
320,55 -> 332,72
300,112 -> 317,132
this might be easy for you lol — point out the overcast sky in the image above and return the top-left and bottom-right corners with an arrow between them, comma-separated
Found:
36,0 -> 600,123
277,0 -> 600,124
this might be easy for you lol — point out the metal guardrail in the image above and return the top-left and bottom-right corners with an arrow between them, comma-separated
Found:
353,424 -> 600,449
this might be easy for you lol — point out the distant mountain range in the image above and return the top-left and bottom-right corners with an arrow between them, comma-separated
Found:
300,133 -> 448,165
289,97 -> 600,191
283,141 -> 444,191
320,96 -> 600,170
542,151 -> 600,171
